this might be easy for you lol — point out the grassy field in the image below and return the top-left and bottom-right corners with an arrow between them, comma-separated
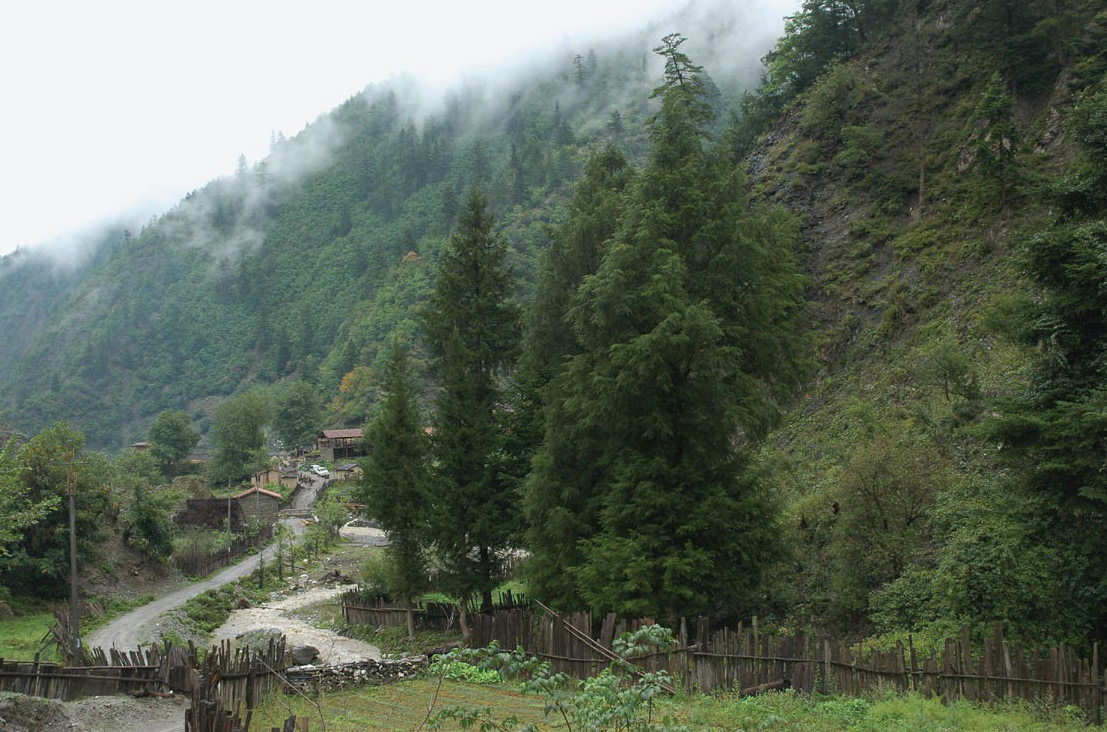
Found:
0,610 -> 60,663
249,676 -> 1093,731
249,677 -> 549,730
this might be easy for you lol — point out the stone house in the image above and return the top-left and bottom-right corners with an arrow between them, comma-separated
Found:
234,486 -> 282,525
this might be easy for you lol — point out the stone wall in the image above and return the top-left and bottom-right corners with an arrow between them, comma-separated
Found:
283,657 -> 427,693
237,493 -> 279,525
176,498 -> 245,531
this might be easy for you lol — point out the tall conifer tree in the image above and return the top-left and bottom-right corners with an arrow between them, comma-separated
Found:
521,146 -> 632,606
422,189 -> 521,613
358,340 -> 429,639
524,35 -> 808,617
987,76 -> 1107,635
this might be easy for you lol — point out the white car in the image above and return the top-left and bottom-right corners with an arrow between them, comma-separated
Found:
310,464 -> 330,478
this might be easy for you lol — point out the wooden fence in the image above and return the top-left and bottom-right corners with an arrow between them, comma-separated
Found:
341,596 -> 457,631
0,637 -> 287,706
0,647 -> 163,701
382,604 -> 1104,723
185,638 -> 290,732
184,525 -> 274,577
340,588 -> 528,632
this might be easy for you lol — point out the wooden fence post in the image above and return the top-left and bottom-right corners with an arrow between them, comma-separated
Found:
1093,642 -> 1101,726
823,639 -> 831,695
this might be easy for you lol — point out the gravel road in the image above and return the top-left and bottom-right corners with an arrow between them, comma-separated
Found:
40,473 -> 357,732
86,472 -> 327,651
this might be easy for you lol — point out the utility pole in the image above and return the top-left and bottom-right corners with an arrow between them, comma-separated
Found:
65,447 -> 81,660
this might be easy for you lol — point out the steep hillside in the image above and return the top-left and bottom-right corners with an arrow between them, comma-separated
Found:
743,0 -> 1107,640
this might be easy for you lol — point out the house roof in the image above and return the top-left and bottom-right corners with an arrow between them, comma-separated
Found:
336,463 -> 359,471
321,428 -> 363,440
233,486 -> 282,500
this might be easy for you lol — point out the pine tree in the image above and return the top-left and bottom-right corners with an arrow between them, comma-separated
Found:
358,340 -> 430,639
970,71 -> 1021,207
421,189 -> 521,613
986,75 -> 1107,636
524,35 -> 808,617
520,146 -> 632,607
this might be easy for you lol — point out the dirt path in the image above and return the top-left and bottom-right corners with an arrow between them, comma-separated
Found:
212,584 -> 380,664
291,472 -> 326,509
86,521 -> 297,651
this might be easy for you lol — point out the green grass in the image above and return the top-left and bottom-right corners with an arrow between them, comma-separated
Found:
341,624 -> 462,657
0,594 -> 156,663
0,611 -> 60,663
178,570 -> 287,635
249,682 -> 1093,731
667,690 -> 1090,731
249,677 -> 548,731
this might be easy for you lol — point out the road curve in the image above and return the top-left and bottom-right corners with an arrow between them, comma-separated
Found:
86,534 -> 283,651
87,473 -> 327,651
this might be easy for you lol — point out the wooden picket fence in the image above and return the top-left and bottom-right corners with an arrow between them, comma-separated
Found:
340,595 -> 457,631
429,605 -> 1107,723
1,636 -> 291,732
340,588 -> 528,632
0,646 -> 165,701
185,638 -> 289,732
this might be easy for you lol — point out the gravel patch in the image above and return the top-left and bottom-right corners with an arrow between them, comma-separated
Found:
211,584 -> 381,665
0,691 -> 187,732
339,523 -> 389,547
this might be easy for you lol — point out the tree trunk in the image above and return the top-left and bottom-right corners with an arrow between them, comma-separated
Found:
458,599 -> 471,640
405,595 -> 416,641
479,545 -> 494,613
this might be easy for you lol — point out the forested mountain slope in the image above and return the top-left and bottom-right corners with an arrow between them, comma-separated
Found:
3,0 -> 1107,640
738,0 -> 1107,642
0,4 -> 764,448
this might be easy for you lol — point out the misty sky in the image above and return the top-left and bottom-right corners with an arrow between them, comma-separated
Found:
0,0 -> 799,258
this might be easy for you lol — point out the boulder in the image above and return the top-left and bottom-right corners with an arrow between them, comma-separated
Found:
291,645 -> 320,665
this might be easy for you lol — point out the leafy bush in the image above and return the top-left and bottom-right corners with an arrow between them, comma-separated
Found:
171,528 -> 231,575
427,624 -> 686,731
432,659 -> 503,684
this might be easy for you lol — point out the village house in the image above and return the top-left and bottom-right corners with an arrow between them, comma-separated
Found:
317,428 -> 364,463
334,462 -> 362,481
278,466 -> 299,489
251,466 -> 282,488
251,465 -> 299,490
234,486 -> 282,525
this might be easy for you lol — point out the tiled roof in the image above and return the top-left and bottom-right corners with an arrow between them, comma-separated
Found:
321,428 -> 363,439
233,486 -> 282,500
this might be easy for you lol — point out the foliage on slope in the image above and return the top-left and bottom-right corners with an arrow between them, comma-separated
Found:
744,0 -> 1107,643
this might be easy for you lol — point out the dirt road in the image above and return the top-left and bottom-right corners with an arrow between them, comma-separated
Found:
87,496 -> 319,651
87,473 -> 329,650
291,472 -> 326,509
